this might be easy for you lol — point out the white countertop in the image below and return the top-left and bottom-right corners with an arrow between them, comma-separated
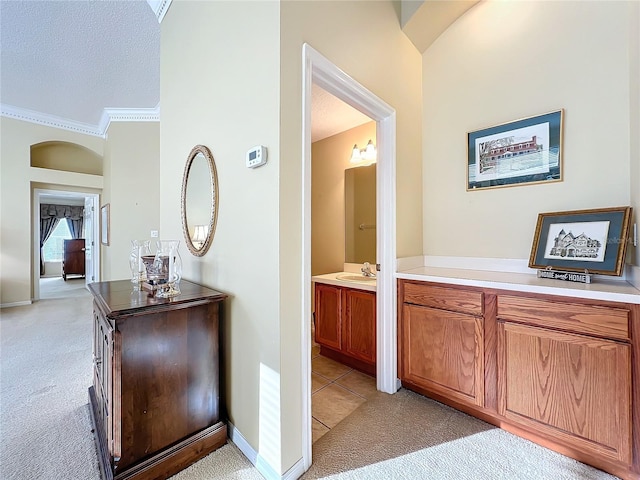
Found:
397,266 -> 640,304
312,272 -> 377,292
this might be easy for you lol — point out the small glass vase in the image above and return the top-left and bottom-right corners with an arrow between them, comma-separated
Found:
129,240 -> 151,285
152,240 -> 182,298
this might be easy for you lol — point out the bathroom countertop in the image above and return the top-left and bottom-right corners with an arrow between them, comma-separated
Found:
396,265 -> 640,304
312,272 -> 376,292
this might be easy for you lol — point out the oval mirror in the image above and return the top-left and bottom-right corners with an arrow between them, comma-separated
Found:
181,145 -> 218,256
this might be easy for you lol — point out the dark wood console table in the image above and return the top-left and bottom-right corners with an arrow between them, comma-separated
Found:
88,279 -> 227,480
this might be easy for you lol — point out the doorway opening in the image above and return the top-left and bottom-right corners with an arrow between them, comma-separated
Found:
33,188 -> 100,301
301,43 -> 397,469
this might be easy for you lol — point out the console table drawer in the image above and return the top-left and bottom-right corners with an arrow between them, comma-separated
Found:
402,282 -> 483,316
497,295 -> 630,341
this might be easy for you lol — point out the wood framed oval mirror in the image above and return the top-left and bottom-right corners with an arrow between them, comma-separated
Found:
181,145 -> 218,256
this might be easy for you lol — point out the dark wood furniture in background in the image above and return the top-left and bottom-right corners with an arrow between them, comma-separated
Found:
314,282 -> 376,376
62,238 -> 85,280
88,279 -> 228,480
398,279 -> 640,480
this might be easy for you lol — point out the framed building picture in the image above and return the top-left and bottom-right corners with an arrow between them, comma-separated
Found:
100,203 -> 110,246
467,110 -> 563,191
528,206 -> 632,276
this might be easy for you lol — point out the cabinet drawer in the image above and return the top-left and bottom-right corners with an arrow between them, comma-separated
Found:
402,282 -> 483,316
497,295 -> 629,341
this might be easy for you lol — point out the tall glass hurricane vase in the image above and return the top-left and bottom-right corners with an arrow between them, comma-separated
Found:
154,240 -> 182,298
130,240 -> 151,284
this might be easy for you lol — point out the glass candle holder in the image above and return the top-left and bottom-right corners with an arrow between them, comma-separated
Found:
129,240 -> 151,284
153,240 -> 182,298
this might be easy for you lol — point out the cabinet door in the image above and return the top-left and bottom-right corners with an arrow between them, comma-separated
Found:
314,283 -> 342,350
343,289 -> 376,364
92,308 -> 114,458
400,304 -> 484,406
497,322 -> 631,464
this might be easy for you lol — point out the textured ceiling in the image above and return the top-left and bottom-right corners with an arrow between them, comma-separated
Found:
311,84 -> 372,143
0,0 -> 160,126
0,0 -> 371,140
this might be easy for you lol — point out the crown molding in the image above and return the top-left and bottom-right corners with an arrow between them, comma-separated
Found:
99,104 -> 161,134
1,103 -> 160,138
146,0 -> 172,23
1,104 -> 104,137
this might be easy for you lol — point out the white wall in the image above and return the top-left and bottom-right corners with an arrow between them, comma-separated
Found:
422,1 -> 636,262
0,117 -> 104,305
311,122 -> 376,276
279,0 -> 422,472
0,118 -> 160,305
161,0 -> 422,475
101,122 -> 160,281
160,0 -> 282,471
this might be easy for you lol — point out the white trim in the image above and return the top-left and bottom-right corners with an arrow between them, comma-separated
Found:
230,422 -> 306,480
100,105 -> 161,136
301,43 -> 398,472
146,0 -> 172,23
415,254 -> 632,282
255,456 -> 280,480
0,301 -> 32,309
281,458 -> 306,480
228,422 -> 257,465
395,256 -> 424,274
627,264 -> 640,290
33,188 -> 101,301
1,103 -> 160,139
1,104 -> 104,137
228,422 -> 286,480
423,255 -> 536,274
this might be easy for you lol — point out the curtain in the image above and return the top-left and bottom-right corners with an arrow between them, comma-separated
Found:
66,216 -> 83,239
40,204 -> 85,275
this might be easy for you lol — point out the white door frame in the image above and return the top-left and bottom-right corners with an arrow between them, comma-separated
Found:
33,188 -> 101,300
301,43 -> 397,469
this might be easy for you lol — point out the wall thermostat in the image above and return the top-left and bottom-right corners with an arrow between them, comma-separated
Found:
246,145 -> 267,168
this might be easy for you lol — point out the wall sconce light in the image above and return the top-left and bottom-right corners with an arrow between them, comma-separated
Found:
350,139 -> 376,165
192,225 -> 209,248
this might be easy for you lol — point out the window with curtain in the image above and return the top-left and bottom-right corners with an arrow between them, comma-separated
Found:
40,203 -> 84,275
42,221 -> 72,261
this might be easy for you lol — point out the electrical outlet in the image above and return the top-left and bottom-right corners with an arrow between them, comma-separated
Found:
151,230 -> 158,238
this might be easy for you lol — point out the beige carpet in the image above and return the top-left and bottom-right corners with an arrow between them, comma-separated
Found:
0,292 -> 620,479
0,294 -> 261,480
39,276 -> 90,300
304,388 -> 618,480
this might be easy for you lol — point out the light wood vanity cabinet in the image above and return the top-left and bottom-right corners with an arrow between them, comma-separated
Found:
399,283 -> 484,407
497,295 -> 632,466
314,282 -> 376,375
398,279 -> 640,480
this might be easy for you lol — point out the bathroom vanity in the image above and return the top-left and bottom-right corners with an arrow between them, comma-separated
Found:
88,279 -> 227,480
312,272 -> 376,375
397,268 -> 640,480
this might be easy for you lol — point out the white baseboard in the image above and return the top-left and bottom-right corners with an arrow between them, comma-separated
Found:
282,457 -> 306,480
255,455 -> 281,480
1,300 -> 32,309
228,421 -> 257,464
228,421 -> 306,480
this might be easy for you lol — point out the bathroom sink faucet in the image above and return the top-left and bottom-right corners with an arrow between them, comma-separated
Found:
361,262 -> 376,277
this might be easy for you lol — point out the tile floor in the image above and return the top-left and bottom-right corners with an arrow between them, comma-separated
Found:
311,343 -> 377,444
